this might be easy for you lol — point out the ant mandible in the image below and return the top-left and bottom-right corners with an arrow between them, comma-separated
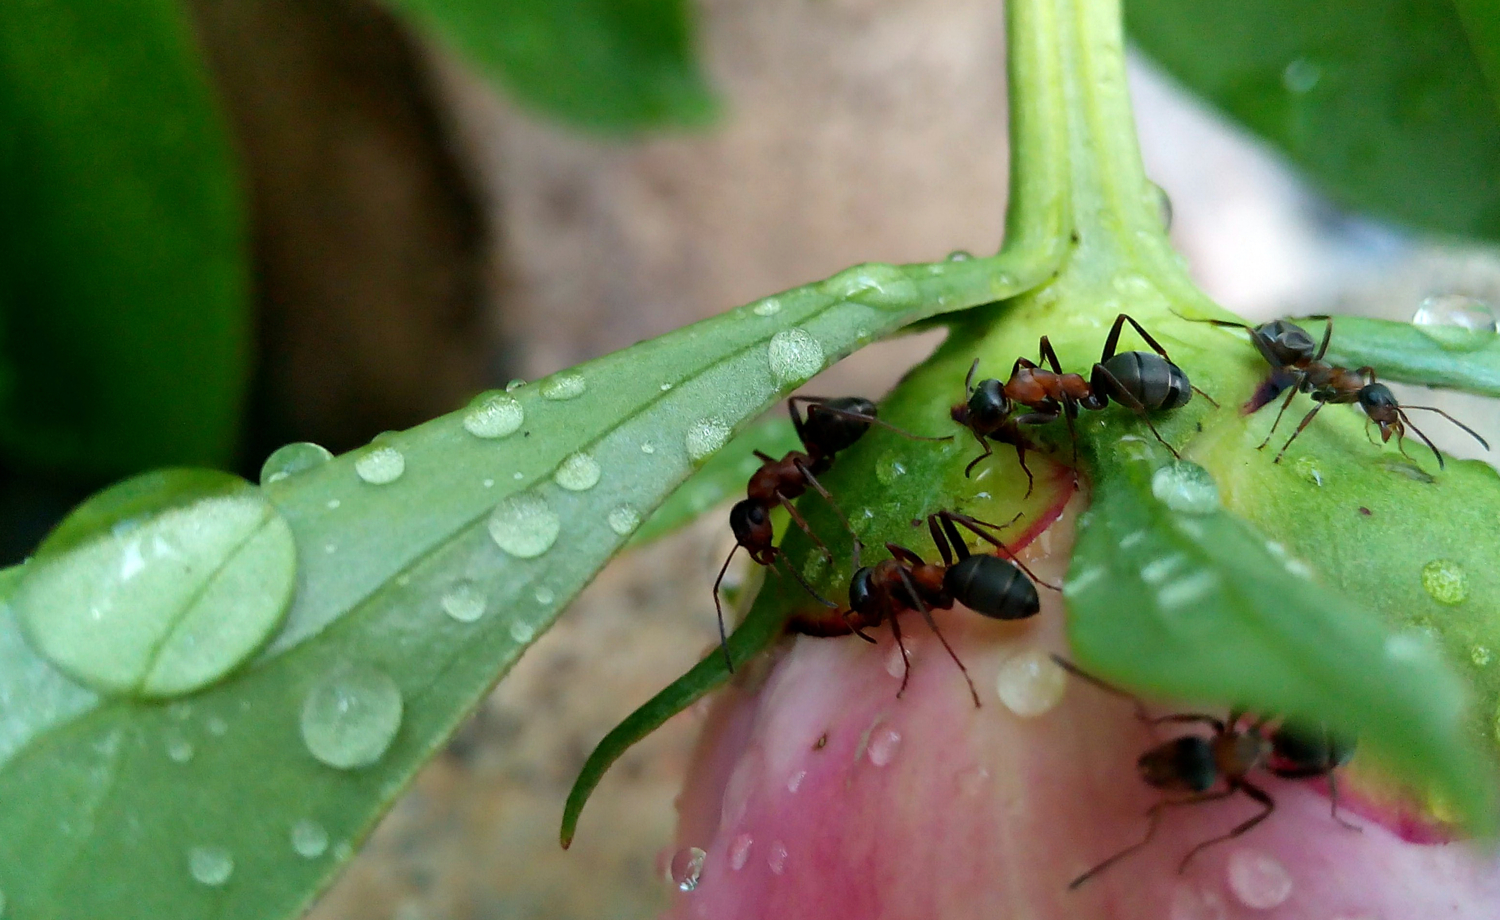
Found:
1180,313 -> 1489,467
715,396 -> 949,670
842,510 -> 1056,706
1053,656 -> 1357,889
954,313 -> 1215,475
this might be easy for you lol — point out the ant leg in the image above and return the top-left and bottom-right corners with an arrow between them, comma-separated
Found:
1312,315 -> 1334,362
1404,405 -> 1491,451
963,431 -> 994,477
1177,782 -> 1275,872
1099,313 -> 1130,363
935,513 -> 970,563
1013,440 -> 1036,498
844,609 -> 878,644
1256,378 -> 1305,450
888,598 -> 913,698
1070,790 -> 1236,889
1362,418 -> 1379,446
794,460 -> 861,566
771,555 -> 839,609
1191,384 -> 1220,408
964,358 -> 980,400
1271,402 -> 1326,464
928,514 -> 958,566
778,492 -> 836,562
1327,772 -> 1362,832
807,404 -> 953,442
1112,313 -> 1177,363
1050,655 -> 1156,724
894,567 -> 979,707
1092,364 -> 1181,459
1063,400 -> 1081,464
942,510 -> 1057,589
786,398 -> 810,447
1393,412 -> 1442,469
1151,712 -> 1229,733
1038,336 -> 1066,373
885,542 -> 928,568
712,545 -> 741,672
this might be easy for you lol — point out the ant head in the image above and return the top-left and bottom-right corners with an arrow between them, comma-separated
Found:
962,378 -> 1010,430
1258,320 -> 1319,365
1138,735 -> 1217,793
1357,383 -> 1400,429
729,499 -> 774,554
944,555 -> 1039,620
804,397 -> 876,455
848,566 -> 877,616
1270,721 -> 1355,772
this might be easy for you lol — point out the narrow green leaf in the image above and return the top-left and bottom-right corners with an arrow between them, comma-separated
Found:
1453,0 -> 1500,118
1067,443 -> 1496,830
1126,0 -> 1500,240
385,0 -> 716,132
0,0 -> 249,476
1307,315 -> 1500,397
0,252 -> 1060,920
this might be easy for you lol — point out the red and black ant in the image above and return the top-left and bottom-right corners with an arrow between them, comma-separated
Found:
1180,313 -> 1489,467
838,510 -> 1057,706
1054,656 -> 1357,889
953,313 -> 1215,476
715,396 -> 949,670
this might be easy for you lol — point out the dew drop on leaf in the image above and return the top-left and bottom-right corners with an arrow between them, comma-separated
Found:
290,819 -> 329,859
462,393 -> 524,439
299,665 -> 404,770
206,715 -> 227,736
946,249 -> 973,261
1421,559 -> 1469,605
354,446 -> 405,485
821,262 -> 919,309
187,845 -> 234,886
669,846 -> 706,891
509,620 -> 536,644
1471,645 -> 1492,667
259,441 -> 333,485
1412,294 -> 1497,351
608,504 -> 641,535
165,733 -> 194,763
752,297 -> 782,316
685,417 -> 731,462
487,493 -> 560,558
1150,461 -> 1220,514
1281,58 -> 1321,94
866,726 -> 902,766
534,586 -> 555,605
440,581 -> 486,623
505,378 -> 527,392
553,452 -> 601,491
12,469 -> 297,698
767,328 -> 825,387
541,373 -> 587,400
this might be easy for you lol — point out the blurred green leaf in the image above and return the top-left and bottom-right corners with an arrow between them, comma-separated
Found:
0,0 -> 249,476
385,0 -> 716,132
1127,0 -> 1500,240
1453,0 -> 1500,116
1308,315 -> 1500,396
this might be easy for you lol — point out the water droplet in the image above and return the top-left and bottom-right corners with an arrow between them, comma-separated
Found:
260,442 -> 333,485
752,297 -> 782,316
509,620 -> 536,644
541,374 -> 586,400
166,733 -> 195,763
995,650 -> 1068,717
325,498 -> 341,510
440,582 -> 486,623
801,552 -> 828,583
300,664 -> 404,770
821,262 -> 919,309
188,845 -> 234,886
640,442 -> 656,454
787,769 -> 806,793
1119,531 -> 1146,549
553,452 -> 601,491
1413,294 -> 1498,350
207,715 -> 228,736
1066,566 -> 1105,596
1226,847 -> 1293,909
534,586 -> 555,605
767,840 -> 789,875
13,470 -> 297,698
728,833 -> 753,870
767,328 -> 825,387
946,249 -> 974,261
505,378 -> 527,392
1151,461 -> 1220,514
867,726 -> 902,766
685,417 -> 731,461
354,446 -> 405,485
874,451 -> 907,485
1282,58 -> 1322,94
1474,645 -> 1493,667
291,819 -> 329,859
482,478 -> 494,488
1158,571 -> 1220,610
462,393 -> 524,439
668,846 -> 706,891
660,382 -> 673,391
1292,456 -> 1324,486
1421,559 -> 1468,605
884,641 -> 910,679
1140,553 -> 1187,585
608,505 -> 641,535
1169,883 -> 1230,920
488,494 -> 560,558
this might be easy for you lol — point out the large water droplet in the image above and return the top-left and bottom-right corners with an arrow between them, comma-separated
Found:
995,650 -> 1067,717
541,373 -> 587,400
685,417 -> 731,462
260,442 -> 333,485
188,845 -> 234,886
553,452 -> 601,491
300,664 -> 404,769
291,819 -> 330,859
1151,461 -> 1220,514
767,328 -> 825,387
1421,559 -> 1468,605
354,446 -> 405,485
728,833 -> 754,870
1225,847 -> 1292,909
488,494 -> 560,558
821,262 -> 919,309
509,620 -> 536,644
1282,58 -> 1321,94
505,378 -> 527,392
946,249 -> 974,261
874,451 -> 907,485
1413,294 -> 1497,351
440,582 -> 486,623
867,726 -> 902,766
608,505 -> 641,535
668,846 -> 706,891
462,393 -> 524,439
752,297 -> 782,317
13,470 -> 297,698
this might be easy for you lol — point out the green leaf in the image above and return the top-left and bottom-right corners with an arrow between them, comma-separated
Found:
1068,441 -> 1496,831
1306,316 -> 1500,397
1453,0 -> 1500,117
1126,0 -> 1500,240
384,0 -> 716,132
0,252 -> 1060,920
0,0 -> 249,476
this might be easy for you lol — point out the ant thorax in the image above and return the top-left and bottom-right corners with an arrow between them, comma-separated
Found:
1214,729 -> 1272,780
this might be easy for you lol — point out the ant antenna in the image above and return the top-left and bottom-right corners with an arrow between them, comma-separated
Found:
1401,405 -> 1491,451
895,566 -> 979,707
711,545 -> 740,672
943,511 -> 1061,591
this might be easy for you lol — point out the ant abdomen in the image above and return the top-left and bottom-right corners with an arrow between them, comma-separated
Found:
1096,351 -> 1192,412
803,396 -> 878,454
943,555 -> 1039,620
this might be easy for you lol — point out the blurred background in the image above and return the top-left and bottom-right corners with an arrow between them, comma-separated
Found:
3,0 -> 1499,917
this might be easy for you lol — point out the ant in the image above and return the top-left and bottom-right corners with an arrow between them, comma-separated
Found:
715,396 -> 949,670
1180,313 -> 1489,467
954,314 -> 1215,473
1053,656 -> 1357,889
842,510 -> 1056,706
